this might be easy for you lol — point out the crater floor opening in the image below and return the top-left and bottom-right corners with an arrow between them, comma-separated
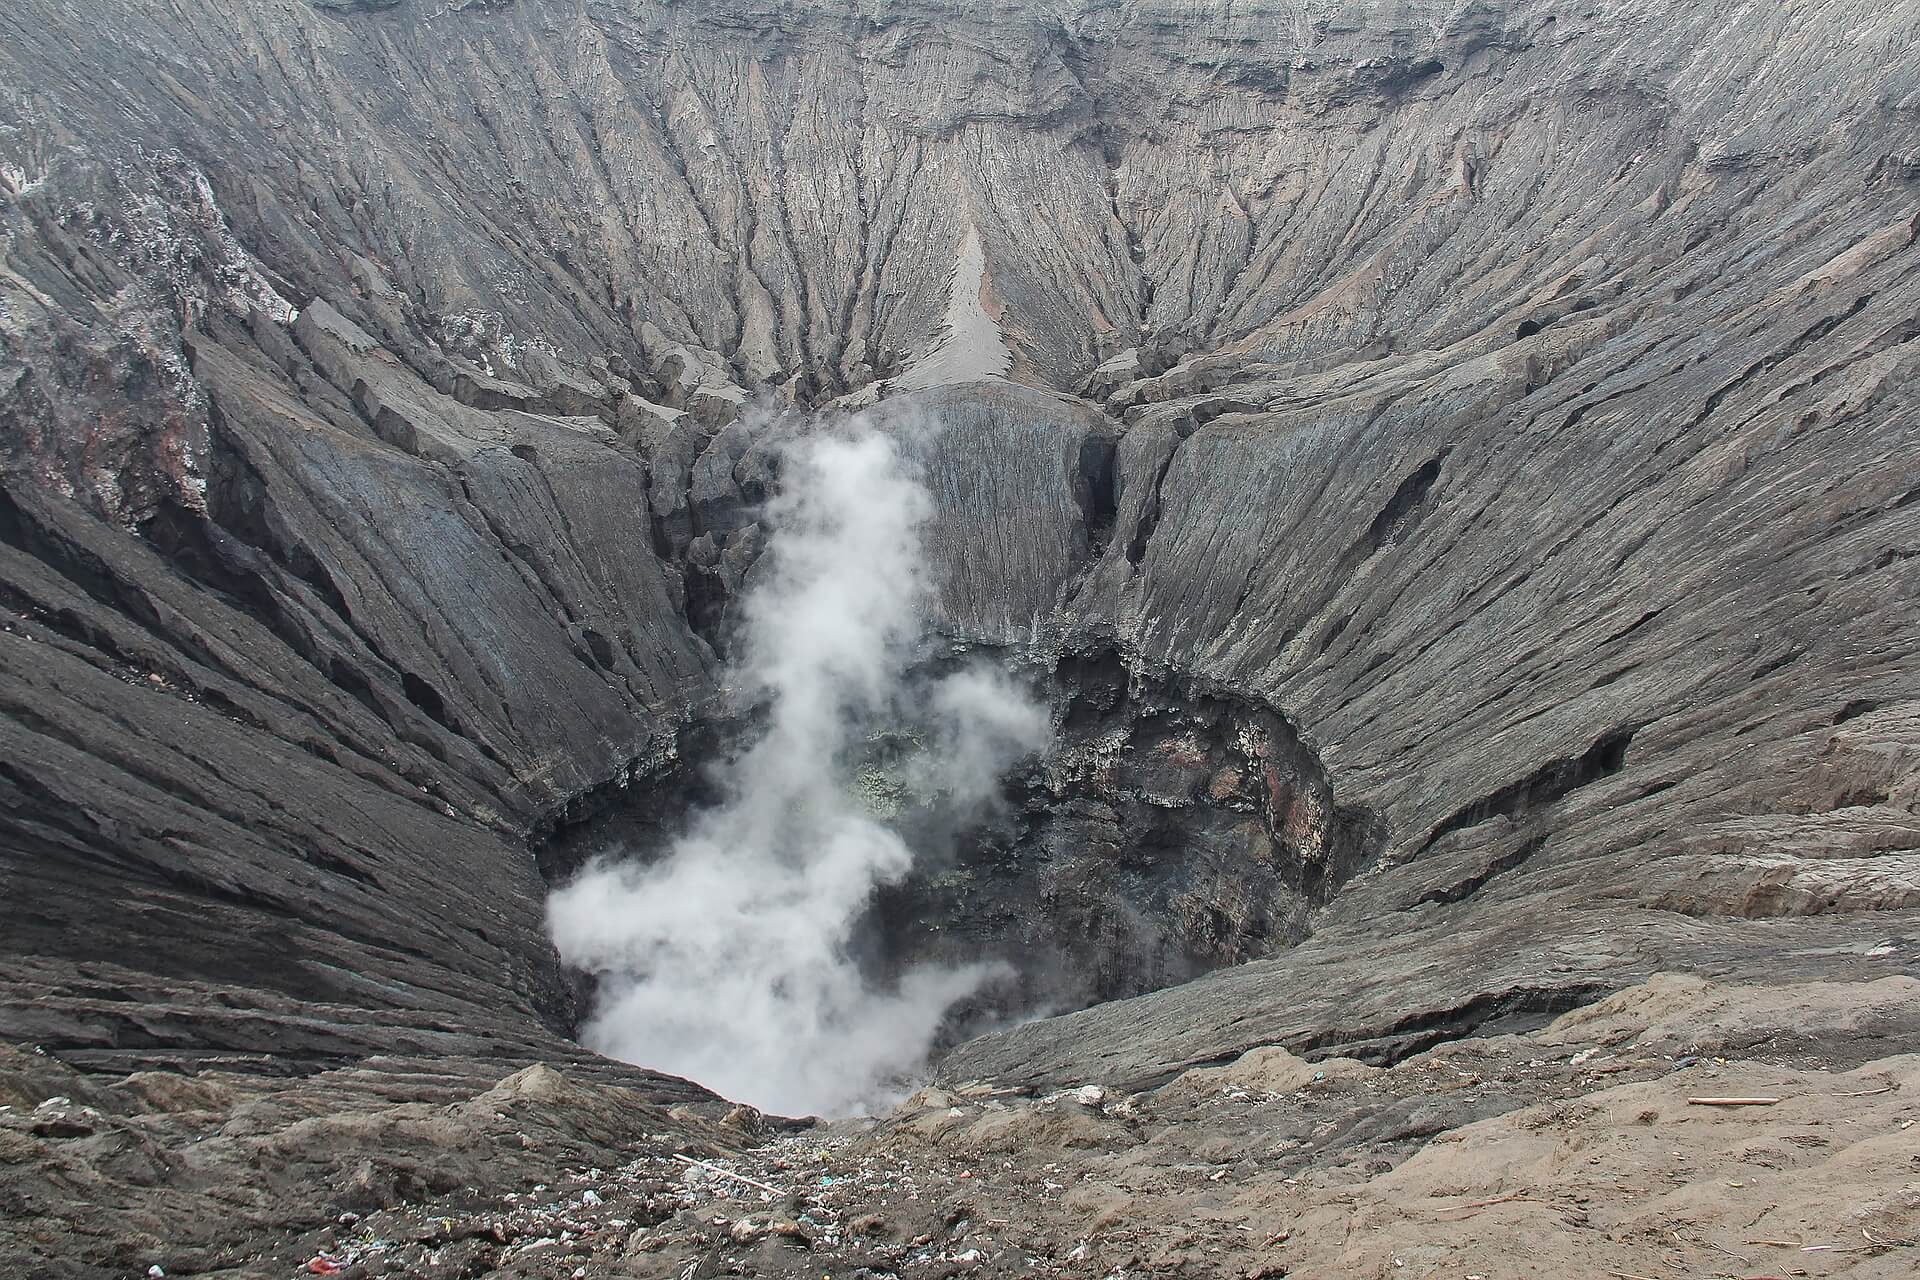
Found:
535,644 -> 1383,1085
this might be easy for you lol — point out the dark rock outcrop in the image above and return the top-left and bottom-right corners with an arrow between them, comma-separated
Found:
869,646 -> 1384,1022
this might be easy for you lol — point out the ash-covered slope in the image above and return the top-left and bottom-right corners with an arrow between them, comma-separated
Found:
14,0 -> 1919,396
1,0 -> 1917,1124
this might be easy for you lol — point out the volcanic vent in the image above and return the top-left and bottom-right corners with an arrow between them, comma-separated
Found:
536,406 -> 1382,1116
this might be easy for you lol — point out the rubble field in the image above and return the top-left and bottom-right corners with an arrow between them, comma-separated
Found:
6,976 -> 1916,1279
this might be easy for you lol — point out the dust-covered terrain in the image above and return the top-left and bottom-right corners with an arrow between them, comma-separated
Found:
6,977 -> 1916,1278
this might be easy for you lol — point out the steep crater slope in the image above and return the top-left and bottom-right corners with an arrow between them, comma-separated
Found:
0,0 -> 1916,1118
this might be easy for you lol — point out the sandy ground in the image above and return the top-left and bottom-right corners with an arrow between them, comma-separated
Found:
229,974 -> 1919,1280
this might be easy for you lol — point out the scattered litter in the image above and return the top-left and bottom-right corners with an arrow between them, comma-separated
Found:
34,984 -> 1895,1280
671,1152 -> 784,1197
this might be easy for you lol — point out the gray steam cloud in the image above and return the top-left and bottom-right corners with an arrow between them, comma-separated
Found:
547,416 -> 1049,1118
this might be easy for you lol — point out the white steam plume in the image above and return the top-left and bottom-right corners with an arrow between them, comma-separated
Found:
547,417 -> 1049,1117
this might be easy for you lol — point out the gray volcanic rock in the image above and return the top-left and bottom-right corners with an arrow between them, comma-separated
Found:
877,382 -> 1118,645
8,0 -> 1912,395
0,1041 -> 737,1278
0,154 -> 714,1079
937,175 -> 1920,1081
0,7 -> 1918,1267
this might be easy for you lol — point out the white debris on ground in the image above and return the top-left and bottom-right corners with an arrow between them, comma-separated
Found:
291,1117 -> 1101,1280
265,978 -> 1920,1280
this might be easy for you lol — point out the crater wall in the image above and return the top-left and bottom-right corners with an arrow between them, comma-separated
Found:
0,0 -> 1916,1093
